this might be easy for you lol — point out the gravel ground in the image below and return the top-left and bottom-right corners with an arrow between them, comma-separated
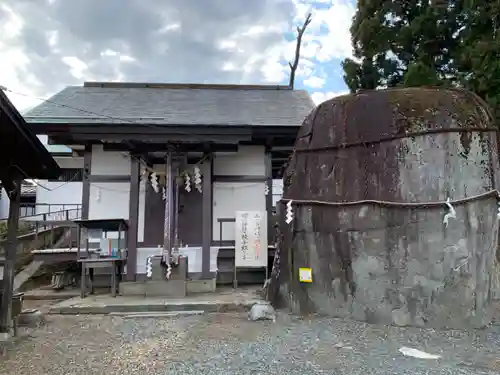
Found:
0,311 -> 499,375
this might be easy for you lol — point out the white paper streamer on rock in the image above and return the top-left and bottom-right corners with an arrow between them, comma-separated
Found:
162,186 -> 167,201
285,200 -> 294,224
497,200 -> 500,219
443,197 -> 456,226
95,187 -> 101,202
398,347 -> 441,359
194,165 -> 202,193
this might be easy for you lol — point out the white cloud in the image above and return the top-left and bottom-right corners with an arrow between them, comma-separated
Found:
311,90 -> 349,104
61,56 -> 88,80
285,0 -> 355,91
303,75 -> 325,88
0,0 -> 355,112
0,4 -> 42,111
311,1 -> 354,62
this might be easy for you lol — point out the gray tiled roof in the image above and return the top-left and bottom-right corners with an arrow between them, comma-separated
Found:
25,83 -> 315,127
21,184 -> 36,196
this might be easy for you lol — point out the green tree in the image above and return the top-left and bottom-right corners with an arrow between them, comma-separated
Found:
343,0 -> 459,91
342,0 -> 500,125
455,0 -> 500,124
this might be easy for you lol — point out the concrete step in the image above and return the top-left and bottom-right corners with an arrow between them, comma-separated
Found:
109,310 -> 205,318
14,260 -> 44,291
47,295 -> 263,315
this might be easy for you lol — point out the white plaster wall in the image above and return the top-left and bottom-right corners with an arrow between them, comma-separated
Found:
89,147 -> 145,242
272,179 -> 283,206
35,156 -> 83,214
89,181 -> 145,242
35,150 -> 145,241
91,145 -> 131,175
35,182 -> 83,214
213,145 -> 266,176
138,179 -> 146,243
54,156 -> 84,169
212,145 -> 267,241
213,182 -> 266,241
0,189 -> 10,219
89,182 -> 130,220
137,247 -> 219,275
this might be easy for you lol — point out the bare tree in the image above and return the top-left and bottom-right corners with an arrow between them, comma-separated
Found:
288,13 -> 312,89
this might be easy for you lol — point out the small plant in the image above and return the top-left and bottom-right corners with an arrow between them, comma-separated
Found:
0,220 -> 33,241
0,220 -> 7,240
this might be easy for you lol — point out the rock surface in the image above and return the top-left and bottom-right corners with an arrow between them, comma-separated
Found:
271,88 -> 500,329
248,302 -> 276,322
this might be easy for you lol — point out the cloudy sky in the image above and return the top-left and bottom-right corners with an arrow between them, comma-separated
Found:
1,0 -> 354,113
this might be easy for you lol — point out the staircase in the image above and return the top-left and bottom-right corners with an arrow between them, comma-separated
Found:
0,206 -> 82,292
13,226 -> 75,291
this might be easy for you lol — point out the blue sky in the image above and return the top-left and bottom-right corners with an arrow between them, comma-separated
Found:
1,0 -> 355,111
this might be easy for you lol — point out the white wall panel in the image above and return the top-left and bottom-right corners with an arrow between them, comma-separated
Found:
213,145 -> 266,176
91,145 -> 131,175
212,182 -> 266,241
35,182 -> 82,213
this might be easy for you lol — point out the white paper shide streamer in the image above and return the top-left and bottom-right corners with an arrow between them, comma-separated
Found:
184,171 -> 191,192
95,187 -> 101,202
165,262 -> 172,279
285,200 -> 294,224
443,197 -> 456,226
146,257 -> 152,278
194,166 -> 202,193
150,172 -> 159,193
264,181 -> 270,196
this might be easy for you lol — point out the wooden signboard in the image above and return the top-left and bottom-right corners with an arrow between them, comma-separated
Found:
234,211 -> 268,268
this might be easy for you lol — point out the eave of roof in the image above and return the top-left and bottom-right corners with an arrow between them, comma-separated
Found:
0,90 -> 61,180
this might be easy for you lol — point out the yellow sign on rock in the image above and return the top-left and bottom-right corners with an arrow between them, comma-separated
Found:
299,267 -> 313,283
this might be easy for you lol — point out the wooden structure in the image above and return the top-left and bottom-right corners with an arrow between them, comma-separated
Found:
23,82 -> 314,287
0,89 -> 61,334
269,88 -> 500,329
75,219 -> 128,297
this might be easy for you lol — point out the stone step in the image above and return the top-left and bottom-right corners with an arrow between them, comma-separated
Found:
109,310 -> 205,318
14,260 -> 44,291
47,297 -> 262,315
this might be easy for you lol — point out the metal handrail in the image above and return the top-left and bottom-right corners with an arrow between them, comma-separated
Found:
22,208 -> 82,222
21,203 -> 81,217
0,207 -> 82,224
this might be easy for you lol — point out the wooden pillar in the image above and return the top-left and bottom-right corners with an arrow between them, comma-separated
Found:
0,177 -> 21,334
126,156 -> 140,281
201,153 -> 213,279
81,144 -> 91,220
162,151 -> 173,263
265,149 -> 274,244
173,163 -> 180,250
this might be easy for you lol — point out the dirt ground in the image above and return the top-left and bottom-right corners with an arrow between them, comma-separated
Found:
0,301 -> 499,375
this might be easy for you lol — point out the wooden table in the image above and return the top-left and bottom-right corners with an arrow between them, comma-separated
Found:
78,258 -> 124,298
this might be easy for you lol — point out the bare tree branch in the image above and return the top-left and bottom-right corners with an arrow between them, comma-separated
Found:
289,13 -> 312,89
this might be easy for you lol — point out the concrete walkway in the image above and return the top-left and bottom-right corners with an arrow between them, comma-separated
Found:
48,287 -> 265,315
